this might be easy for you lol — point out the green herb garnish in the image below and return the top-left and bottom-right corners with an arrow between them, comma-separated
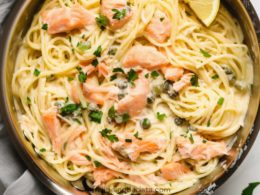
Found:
151,71 -> 160,79
157,112 -> 166,121
190,74 -> 199,87
100,128 -> 119,143
77,42 -> 91,51
217,97 -> 224,106
113,67 -> 125,74
95,15 -> 109,30
78,71 -> 87,83
125,139 -> 132,143
134,132 -> 142,140
189,134 -> 194,144
200,49 -> 211,58
39,148 -> 46,152
94,160 -> 102,167
86,155 -> 91,161
60,104 -> 79,116
112,8 -> 127,20
108,48 -> 118,56
91,59 -> 99,67
212,74 -> 219,80
27,97 -> 31,105
127,69 -> 138,83
33,69 -> 41,76
110,74 -> 117,81
207,120 -> 211,127
93,45 -> 102,57
89,110 -> 103,123
41,23 -> 48,30
108,106 -> 116,119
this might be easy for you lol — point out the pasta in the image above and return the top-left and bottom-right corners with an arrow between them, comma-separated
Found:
12,0 -> 253,194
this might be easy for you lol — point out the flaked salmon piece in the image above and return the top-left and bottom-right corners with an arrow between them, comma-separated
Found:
161,162 -> 191,181
176,136 -> 227,161
98,62 -> 109,77
172,73 -> 193,92
70,154 -> 91,166
117,75 -> 150,117
93,167 -> 120,187
41,5 -> 94,34
122,45 -> 169,70
161,66 -> 184,82
145,11 -> 172,43
71,81 -> 81,104
112,138 -> 159,161
42,108 -> 61,154
101,0 -> 132,30
83,76 -> 119,105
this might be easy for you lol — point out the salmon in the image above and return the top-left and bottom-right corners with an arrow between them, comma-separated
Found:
161,162 -> 191,181
122,45 -> 169,70
100,0 -> 132,30
83,76 -> 118,105
70,154 -> 91,166
117,75 -> 150,117
41,5 -> 94,34
161,67 -> 184,82
71,81 -> 81,104
176,136 -> 227,161
93,167 -> 120,187
172,73 -> 193,92
112,138 -> 159,161
145,11 -> 172,43
42,108 -> 61,154
97,62 -> 109,78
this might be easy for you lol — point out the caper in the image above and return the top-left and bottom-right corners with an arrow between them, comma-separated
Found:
174,117 -> 186,126
163,80 -> 173,92
141,118 -> 151,129
118,92 -> 126,100
147,93 -> 155,104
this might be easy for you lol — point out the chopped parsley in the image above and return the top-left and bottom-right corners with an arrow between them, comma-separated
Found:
108,48 -> 117,56
113,67 -> 125,74
145,73 -> 149,78
86,155 -> 91,161
217,97 -> 224,106
212,74 -> 219,80
39,148 -> 46,152
108,106 -> 116,119
95,15 -> 109,30
110,74 -> 117,81
121,113 -> 130,123
190,74 -> 199,87
200,49 -> 211,58
127,69 -> 138,83
94,160 -> 102,167
60,104 -> 80,116
141,118 -> 151,129
125,139 -> 132,143
157,112 -> 166,121
207,120 -> 211,127
100,128 -> 119,143
112,8 -> 127,20
108,106 -> 130,124
89,110 -> 103,123
33,68 -> 41,76
41,23 -> 48,30
151,71 -> 160,79
27,97 -> 31,105
77,42 -> 91,51
91,59 -> 99,67
93,45 -> 102,57
134,132 -> 142,140
78,71 -> 87,83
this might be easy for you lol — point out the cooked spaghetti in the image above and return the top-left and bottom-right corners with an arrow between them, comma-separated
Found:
12,0 -> 253,194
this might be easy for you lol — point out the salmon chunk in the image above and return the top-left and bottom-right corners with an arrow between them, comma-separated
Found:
176,136 -> 227,161
172,73 -> 193,92
70,154 -> 91,166
41,5 -> 94,34
70,81 -> 80,104
161,162 -> 191,180
117,75 -> 150,117
101,0 -> 132,30
93,167 -> 120,187
161,67 -> 184,82
42,108 -> 61,153
145,11 -> 172,43
123,45 -> 169,70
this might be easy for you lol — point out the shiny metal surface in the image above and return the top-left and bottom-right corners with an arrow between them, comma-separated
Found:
0,0 -> 260,194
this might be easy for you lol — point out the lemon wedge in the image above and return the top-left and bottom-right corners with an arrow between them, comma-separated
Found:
184,0 -> 220,26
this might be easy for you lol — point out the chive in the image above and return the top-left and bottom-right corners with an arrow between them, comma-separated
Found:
33,69 -> 41,76
157,112 -> 166,121
217,97 -> 224,106
200,49 -> 211,58
203,139 -> 207,144
190,74 -> 199,87
125,139 -> 132,143
95,15 -> 109,30
93,45 -> 102,57
41,23 -> 48,30
151,71 -> 160,79
89,110 -> 103,123
113,67 -> 125,74
94,161 -> 102,167
212,74 -> 219,80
